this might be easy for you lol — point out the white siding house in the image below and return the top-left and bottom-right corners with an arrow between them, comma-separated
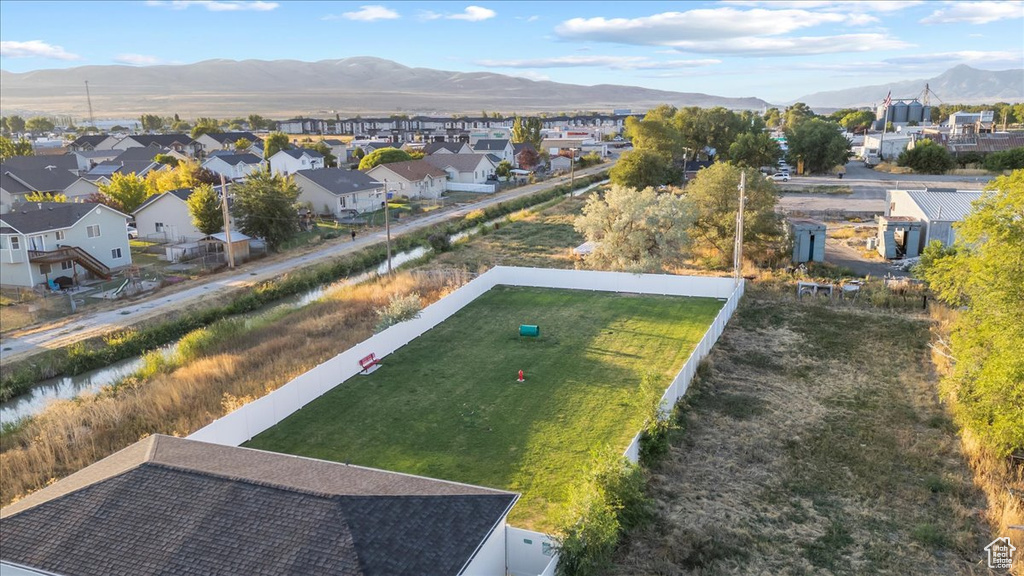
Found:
269,149 -> 324,175
885,189 -> 983,253
294,168 -> 383,217
470,139 -> 516,165
201,154 -> 265,181
422,154 -> 496,184
0,203 -> 131,288
364,160 -> 447,199
133,188 -> 212,242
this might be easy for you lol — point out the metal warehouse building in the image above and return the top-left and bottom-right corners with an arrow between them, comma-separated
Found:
884,189 -> 983,254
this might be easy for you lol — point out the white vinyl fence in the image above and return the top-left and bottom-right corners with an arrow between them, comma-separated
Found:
446,182 -> 496,193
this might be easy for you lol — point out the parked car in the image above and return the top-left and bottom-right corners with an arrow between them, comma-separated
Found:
771,173 -> 790,182
127,225 -> 139,239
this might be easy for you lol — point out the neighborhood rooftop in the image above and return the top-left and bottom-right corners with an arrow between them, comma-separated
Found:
0,202 -> 120,234
423,153 -> 495,173
470,139 -> 510,151
0,435 -> 516,576
369,159 -> 446,181
208,153 -> 263,166
278,148 -> 324,159
905,189 -> 984,221
1,166 -> 79,195
296,167 -> 382,195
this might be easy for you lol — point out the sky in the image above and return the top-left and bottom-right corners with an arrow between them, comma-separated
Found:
1,0 -> 1022,103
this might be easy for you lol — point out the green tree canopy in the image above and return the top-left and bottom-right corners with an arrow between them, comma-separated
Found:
983,147 -> 1024,172
185,183 -> 224,236
511,116 -> 543,149
313,141 -> 338,168
495,160 -> 512,179
763,108 -> 782,129
263,131 -> 290,160
140,114 -> 164,131
685,163 -> 783,266
98,172 -> 153,213
839,110 -> 876,134
7,115 -> 26,134
897,139 -> 955,174
916,171 -> 1024,457
728,132 -> 782,169
233,137 -> 253,152
784,102 -> 815,132
574,184 -> 694,272
190,118 -> 222,138
153,153 -> 179,167
24,191 -> 67,203
609,148 -> 674,190
358,147 -> 413,170
230,171 -> 300,250
0,136 -> 34,161
25,117 -> 55,133
786,118 -> 851,174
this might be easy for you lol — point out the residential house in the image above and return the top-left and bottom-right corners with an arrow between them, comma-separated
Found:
549,155 -> 572,172
1,164 -> 80,212
133,188 -> 221,242
1,155 -> 80,175
365,160 -> 446,199
72,149 -> 121,172
87,146 -> 168,178
362,141 -> 399,154
67,134 -> 119,152
0,434 -> 518,576
885,189 -> 983,253
63,177 -> 104,202
0,202 -> 131,288
512,142 -> 539,169
294,168 -> 383,217
469,139 -> 515,165
114,134 -> 202,158
201,153 -> 264,181
270,148 -> 324,175
424,141 -> 472,155
193,132 -> 264,157
320,138 -> 349,163
423,154 -> 496,184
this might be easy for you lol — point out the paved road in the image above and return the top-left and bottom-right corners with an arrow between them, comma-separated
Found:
778,160 -> 993,213
0,164 -> 611,364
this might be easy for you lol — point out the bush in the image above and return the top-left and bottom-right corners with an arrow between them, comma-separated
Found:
897,140 -> 955,173
427,232 -> 452,253
374,292 -> 422,332
982,147 -> 1024,171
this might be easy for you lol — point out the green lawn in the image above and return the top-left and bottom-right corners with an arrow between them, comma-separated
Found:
246,286 -> 722,529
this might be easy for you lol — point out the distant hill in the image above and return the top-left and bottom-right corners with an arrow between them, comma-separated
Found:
795,65 -> 1024,109
0,56 -> 769,118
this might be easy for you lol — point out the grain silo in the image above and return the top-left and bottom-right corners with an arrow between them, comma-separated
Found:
892,101 -> 909,123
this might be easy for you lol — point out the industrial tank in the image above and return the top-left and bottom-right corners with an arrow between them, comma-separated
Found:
908,101 -> 924,124
892,101 -> 909,123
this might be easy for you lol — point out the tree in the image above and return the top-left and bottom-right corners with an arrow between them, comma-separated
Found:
517,147 -> 540,169
25,117 -> 55,133
495,160 -> 512,179
233,137 -> 253,152
897,139 -> 955,173
358,147 -> 413,170
784,102 -> 815,131
511,116 -> 543,149
185,183 -> 224,235
574,184 -> 694,272
786,119 -> 851,174
0,117 -> 9,135
763,108 -> 782,129
728,132 -> 782,169
610,149 -> 673,190
98,172 -> 153,213
154,153 -> 179,167
190,117 -> 222,138
145,160 -> 218,194
263,131 -> 290,160
24,191 -> 67,202
839,110 -> 876,134
140,114 -> 164,131
7,115 -> 26,134
230,171 -> 300,250
916,171 -> 1024,457
0,136 -> 34,161
983,147 -> 1024,171
312,141 -> 337,167
685,163 -> 783,266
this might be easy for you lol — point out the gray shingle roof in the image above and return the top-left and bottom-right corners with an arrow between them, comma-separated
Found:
205,153 -> 263,166
366,159 -> 446,182
1,165 -> 79,193
297,168 -> 381,195
70,134 -> 110,148
203,131 -> 262,144
0,202 -> 122,234
133,188 -> 193,214
278,148 -> 324,160
423,154 -> 494,173
112,146 -> 166,163
904,190 -> 983,222
471,139 -> 511,151
124,134 -> 194,148
424,142 -> 469,155
0,435 -> 516,576
0,155 -> 79,172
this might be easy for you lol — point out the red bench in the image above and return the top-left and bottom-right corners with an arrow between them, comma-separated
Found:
359,353 -> 380,374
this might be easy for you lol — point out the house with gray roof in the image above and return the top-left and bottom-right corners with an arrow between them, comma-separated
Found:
194,131 -> 265,158
269,148 -> 325,175
423,154 -> 496,185
469,139 -> 516,166
0,434 -> 517,576
885,189 -> 983,253
364,160 -> 447,199
133,187 -> 229,242
424,141 -> 473,155
201,153 -> 265,181
67,134 -> 119,152
1,164 -> 81,213
294,168 -> 383,217
0,202 -> 131,288
114,133 -> 201,157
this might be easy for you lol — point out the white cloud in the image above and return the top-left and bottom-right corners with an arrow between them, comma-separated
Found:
416,10 -> 442,21
448,6 -> 495,21
507,71 -> 551,82
722,1 -> 921,12
921,1 -> 1024,24
666,33 -> 911,56
330,5 -> 399,21
114,53 -> 163,66
0,40 -> 81,60
883,51 -> 1024,66
476,55 -> 720,70
146,1 -> 279,11
515,15 -> 539,22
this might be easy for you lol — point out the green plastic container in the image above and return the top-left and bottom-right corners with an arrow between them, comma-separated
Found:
519,324 -> 540,337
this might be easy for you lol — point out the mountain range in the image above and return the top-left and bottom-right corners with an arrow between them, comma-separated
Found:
0,57 -> 768,118
795,65 -> 1024,109
0,59 -> 1019,119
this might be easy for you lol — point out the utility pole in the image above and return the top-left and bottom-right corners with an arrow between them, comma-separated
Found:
733,170 -> 746,280
219,174 -> 235,269
84,81 -> 95,128
569,149 -> 577,196
383,179 -> 392,274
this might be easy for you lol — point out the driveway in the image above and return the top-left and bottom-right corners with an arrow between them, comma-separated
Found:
0,163 -> 611,364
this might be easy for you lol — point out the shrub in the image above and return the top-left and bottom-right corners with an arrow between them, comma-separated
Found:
982,147 -> 1024,171
427,232 -> 452,253
374,292 -> 422,332
896,140 -> 955,173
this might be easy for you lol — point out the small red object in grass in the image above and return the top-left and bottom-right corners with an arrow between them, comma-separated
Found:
517,369 -> 524,382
